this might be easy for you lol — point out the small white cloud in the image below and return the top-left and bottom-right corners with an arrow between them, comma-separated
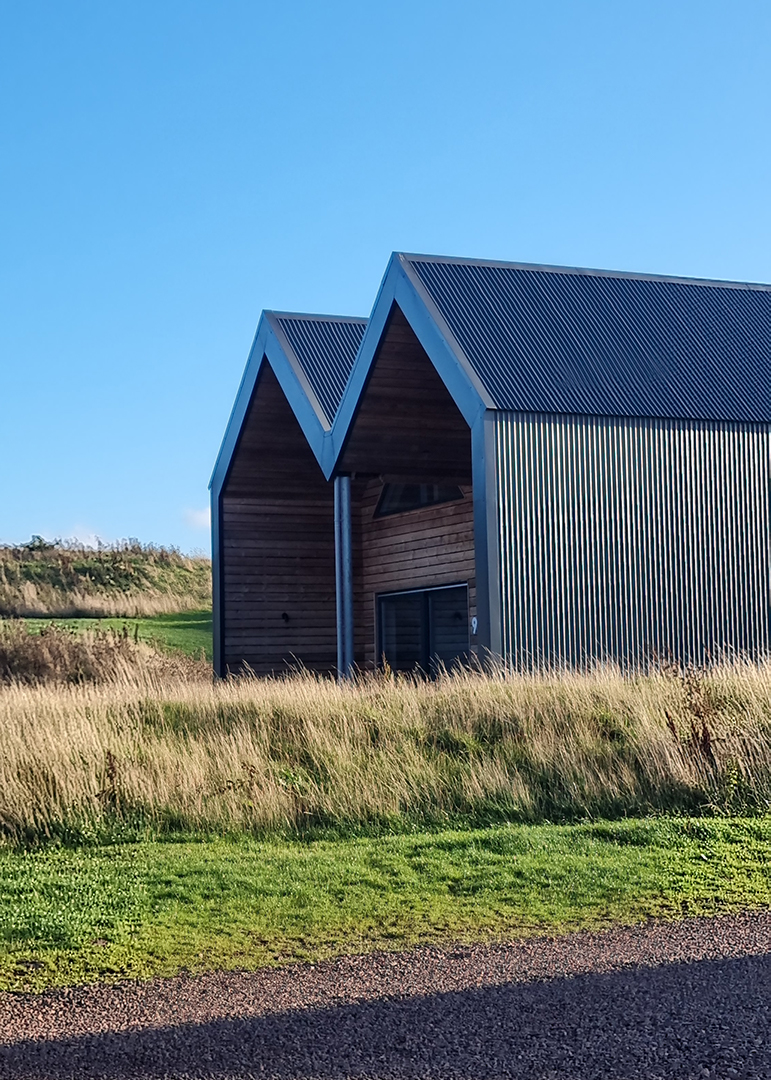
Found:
67,526 -> 103,549
185,507 -> 211,530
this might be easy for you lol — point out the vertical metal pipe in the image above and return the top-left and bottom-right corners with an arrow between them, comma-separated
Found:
334,474 -> 354,679
211,487 -> 224,678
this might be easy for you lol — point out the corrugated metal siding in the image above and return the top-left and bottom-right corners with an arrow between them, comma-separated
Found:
407,257 -> 771,422
494,412 -> 771,668
274,316 -> 366,425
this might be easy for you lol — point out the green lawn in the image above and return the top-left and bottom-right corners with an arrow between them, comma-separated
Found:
20,609 -> 212,660
1,816 -> 769,993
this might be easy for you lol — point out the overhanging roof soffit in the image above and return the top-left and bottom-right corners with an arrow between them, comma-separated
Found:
395,253 -> 496,413
324,254 -> 492,479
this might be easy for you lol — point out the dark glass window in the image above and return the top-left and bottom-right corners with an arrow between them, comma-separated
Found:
375,483 -> 464,517
378,585 -> 469,676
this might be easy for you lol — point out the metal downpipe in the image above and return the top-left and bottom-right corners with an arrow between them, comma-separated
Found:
334,474 -> 354,679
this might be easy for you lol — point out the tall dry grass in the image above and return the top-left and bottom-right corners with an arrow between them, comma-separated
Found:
1,651 -> 770,844
2,583 -> 207,618
0,621 -> 206,686
0,539 -> 211,618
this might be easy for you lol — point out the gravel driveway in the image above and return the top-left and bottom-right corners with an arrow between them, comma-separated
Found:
1,912 -> 769,1079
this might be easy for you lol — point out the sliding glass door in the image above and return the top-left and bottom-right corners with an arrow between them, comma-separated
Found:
377,584 -> 469,674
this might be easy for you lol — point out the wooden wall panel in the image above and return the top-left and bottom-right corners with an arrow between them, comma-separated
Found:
220,309 -> 478,675
225,364 -> 328,499
353,482 -> 476,668
221,363 -> 336,674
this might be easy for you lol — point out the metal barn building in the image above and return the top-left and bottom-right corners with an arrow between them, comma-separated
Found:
210,253 -> 771,677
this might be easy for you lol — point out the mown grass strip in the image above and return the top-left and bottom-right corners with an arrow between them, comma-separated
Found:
19,610 -> 212,660
1,816 -> 769,993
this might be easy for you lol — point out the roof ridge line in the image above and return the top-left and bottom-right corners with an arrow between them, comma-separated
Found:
398,252 -> 771,292
267,310 -> 369,323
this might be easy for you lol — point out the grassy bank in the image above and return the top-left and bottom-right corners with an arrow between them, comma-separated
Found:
18,611 -> 212,661
1,816 -> 769,992
0,538 -> 210,618
1,644 -> 769,994
1,661 -> 771,843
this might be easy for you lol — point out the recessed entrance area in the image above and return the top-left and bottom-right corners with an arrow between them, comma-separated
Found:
377,584 -> 469,675
338,303 -> 476,670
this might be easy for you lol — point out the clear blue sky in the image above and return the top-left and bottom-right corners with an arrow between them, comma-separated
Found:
2,0 -> 769,553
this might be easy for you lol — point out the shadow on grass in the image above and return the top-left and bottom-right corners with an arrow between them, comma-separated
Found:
2,953 -> 770,1078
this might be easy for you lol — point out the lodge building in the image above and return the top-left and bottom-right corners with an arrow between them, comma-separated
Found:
210,253 -> 771,677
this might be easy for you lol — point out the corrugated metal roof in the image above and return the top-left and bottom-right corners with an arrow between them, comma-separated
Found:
403,255 -> 771,422
272,313 -> 367,425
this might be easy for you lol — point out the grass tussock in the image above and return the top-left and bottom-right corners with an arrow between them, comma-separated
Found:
0,537 -> 211,618
1,659 -> 770,844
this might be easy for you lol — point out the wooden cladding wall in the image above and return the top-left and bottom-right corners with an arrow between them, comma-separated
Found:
221,495 -> 336,674
353,481 -> 476,668
220,362 -> 336,674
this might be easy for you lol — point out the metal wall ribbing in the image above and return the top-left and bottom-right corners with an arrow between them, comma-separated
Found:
493,412 -> 771,669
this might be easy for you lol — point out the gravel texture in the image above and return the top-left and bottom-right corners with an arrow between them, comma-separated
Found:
0,912 -> 770,1078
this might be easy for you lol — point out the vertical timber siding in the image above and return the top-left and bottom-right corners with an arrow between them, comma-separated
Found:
494,413 -> 771,668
